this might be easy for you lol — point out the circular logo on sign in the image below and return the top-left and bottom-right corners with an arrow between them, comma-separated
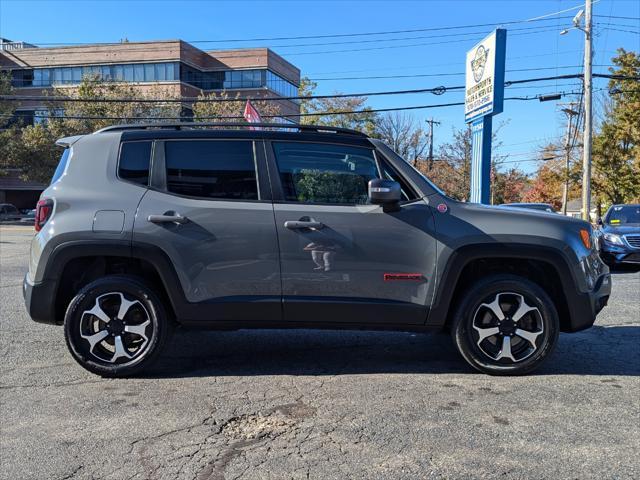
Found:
471,45 -> 489,83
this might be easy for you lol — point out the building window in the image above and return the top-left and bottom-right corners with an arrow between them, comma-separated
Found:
124,64 -> 134,82
266,70 -> 299,101
10,69 -> 34,87
12,63 -> 296,98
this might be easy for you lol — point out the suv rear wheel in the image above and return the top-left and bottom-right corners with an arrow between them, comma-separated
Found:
64,275 -> 171,377
451,274 -> 559,375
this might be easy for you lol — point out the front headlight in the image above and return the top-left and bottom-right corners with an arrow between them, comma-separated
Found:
603,233 -> 624,246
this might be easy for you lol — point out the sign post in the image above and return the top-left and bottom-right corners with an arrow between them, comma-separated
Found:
464,29 -> 506,204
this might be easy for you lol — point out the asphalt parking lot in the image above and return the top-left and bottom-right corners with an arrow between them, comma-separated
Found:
1,225 -> 639,480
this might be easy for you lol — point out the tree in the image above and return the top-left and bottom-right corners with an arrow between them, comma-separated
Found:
298,76 -> 377,134
0,71 -> 14,126
375,112 -> 427,165
192,91 -> 283,122
591,49 -> 640,208
1,76 -> 182,182
425,125 -> 472,200
491,167 -> 529,205
521,159 -> 565,209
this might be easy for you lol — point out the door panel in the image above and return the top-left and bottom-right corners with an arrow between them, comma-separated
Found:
133,139 -> 281,323
274,201 -> 437,324
267,140 -> 437,325
135,192 -> 281,305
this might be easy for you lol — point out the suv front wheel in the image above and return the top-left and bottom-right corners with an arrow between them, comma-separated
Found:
64,275 -> 171,377
451,274 -> 559,375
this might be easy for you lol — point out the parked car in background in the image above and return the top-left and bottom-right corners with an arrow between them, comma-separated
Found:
500,203 -> 557,214
598,204 -> 640,267
0,203 -> 23,221
20,209 -> 36,223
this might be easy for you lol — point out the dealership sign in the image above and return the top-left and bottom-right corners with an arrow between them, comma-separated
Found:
464,29 -> 506,123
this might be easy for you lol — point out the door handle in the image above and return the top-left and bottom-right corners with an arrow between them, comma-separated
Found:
284,220 -> 324,230
148,213 -> 188,224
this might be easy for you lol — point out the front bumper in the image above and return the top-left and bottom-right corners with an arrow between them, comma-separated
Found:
23,274 -> 59,325
563,272 -> 611,332
600,246 -> 640,265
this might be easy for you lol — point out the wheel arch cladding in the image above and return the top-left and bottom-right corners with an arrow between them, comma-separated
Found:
429,243 -> 576,332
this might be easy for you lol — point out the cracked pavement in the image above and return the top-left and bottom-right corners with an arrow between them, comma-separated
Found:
1,225 -> 639,479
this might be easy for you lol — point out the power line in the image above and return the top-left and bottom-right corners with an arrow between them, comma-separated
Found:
594,14 -> 640,20
280,26 -> 567,56
601,27 -> 640,35
310,65 -> 615,82
305,49 -> 620,76
1,88 -> 593,122
0,84 -> 463,104
24,15 -> 576,47
3,73 -> 635,105
28,26 -> 561,59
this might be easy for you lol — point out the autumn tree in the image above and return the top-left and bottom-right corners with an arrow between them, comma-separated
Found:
298,77 -> 377,134
424,125 -> 472,200
192,91 -> 284,122
592,48 -> 640,208
1,76 -> 181,182
491,167 -> 529,205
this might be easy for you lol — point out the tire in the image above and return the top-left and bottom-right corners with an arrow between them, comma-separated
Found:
64,275 -> 172,377
451,274 -> 559,376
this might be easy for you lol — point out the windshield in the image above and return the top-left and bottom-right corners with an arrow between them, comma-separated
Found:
606,205 -> 640,226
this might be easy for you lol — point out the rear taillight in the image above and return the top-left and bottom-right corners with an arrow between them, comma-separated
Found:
35,198 -> 54,232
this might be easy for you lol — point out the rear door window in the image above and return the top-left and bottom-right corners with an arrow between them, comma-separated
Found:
51,148 -> 70,185
272,142 -> 378,204
118,141 -> 152,186
164,140 -> 258,200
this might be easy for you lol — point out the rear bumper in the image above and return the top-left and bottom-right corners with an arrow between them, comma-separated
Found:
23,274 -> 59,325
563,272 -> 611,332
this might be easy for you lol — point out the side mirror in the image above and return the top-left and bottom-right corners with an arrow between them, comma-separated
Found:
369,179 -> 401,213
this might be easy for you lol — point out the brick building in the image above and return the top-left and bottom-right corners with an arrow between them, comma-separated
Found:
0,39 -> 301,208
0,39 -> 301,124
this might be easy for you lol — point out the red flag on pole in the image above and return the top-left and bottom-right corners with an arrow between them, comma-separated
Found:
243,100 -> 262,130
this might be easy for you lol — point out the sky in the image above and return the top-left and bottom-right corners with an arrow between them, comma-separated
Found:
1,0 -> 639,173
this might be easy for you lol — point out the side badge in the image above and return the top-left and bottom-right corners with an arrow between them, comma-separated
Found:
437,203 -> 448,213
384,273 -> 424,281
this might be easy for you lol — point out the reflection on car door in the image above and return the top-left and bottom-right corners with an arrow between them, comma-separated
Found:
269,141 -> 437,325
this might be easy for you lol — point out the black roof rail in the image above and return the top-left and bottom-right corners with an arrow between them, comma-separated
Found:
93,122 -> 368,137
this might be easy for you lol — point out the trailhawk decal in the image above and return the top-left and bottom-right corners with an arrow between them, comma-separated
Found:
384,273 -> 424,281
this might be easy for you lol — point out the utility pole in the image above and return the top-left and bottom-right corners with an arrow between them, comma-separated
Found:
560,104 -> 579,215
582,0 -> 593,221
425,118 -> 440,171
560,1 -> 593,221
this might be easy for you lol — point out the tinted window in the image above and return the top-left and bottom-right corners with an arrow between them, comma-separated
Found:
165,141 -> 258,200
51,148 -> 70,185
119,142 -> 152,186
273,142 -> 378,204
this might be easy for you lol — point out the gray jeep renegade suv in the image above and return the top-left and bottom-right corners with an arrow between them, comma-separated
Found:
23,123 -> 611,377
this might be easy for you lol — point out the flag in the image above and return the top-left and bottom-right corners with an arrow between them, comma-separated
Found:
243,100 -> 262,130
